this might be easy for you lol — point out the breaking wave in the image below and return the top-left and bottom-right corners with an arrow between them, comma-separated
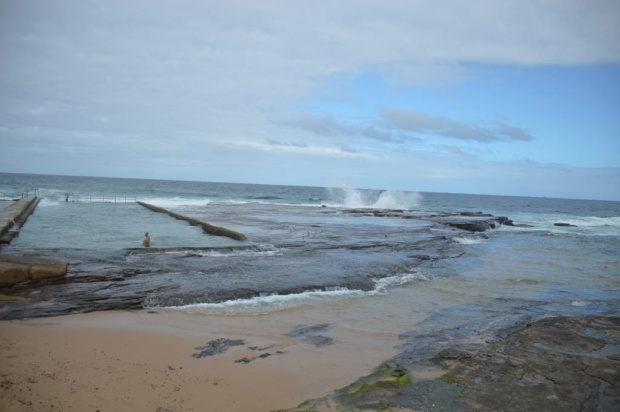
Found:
154,271 -> 429,315
505,214 -> 620,236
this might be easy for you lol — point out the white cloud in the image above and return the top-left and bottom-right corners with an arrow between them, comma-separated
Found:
208,136 -> 384,159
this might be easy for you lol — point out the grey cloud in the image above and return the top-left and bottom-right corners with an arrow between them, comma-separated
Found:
380,109 -> 534,143
442,145 -> 466,155
284,114 -> 411,143
494,121 -> 535,141
338,144 -> 358,153
264,139 -> 307,148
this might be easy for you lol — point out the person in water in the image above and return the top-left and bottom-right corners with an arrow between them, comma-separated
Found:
143,232 -> 151,247
65,193 -> 69,202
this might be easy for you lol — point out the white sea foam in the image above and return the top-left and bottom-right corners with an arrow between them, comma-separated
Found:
156,271 -> 428,314
167,248 -> 282,258
126,246 -> 282,262
37,198 -> 63,207
136,197 -> 212,208
372,272 -> 429,292
453,236 -> 484,245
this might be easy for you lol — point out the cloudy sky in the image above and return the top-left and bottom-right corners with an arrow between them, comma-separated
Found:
1,0 -> 619,200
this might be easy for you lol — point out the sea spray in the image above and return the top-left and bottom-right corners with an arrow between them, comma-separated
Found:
328,186 -> 423,210
374,190 -> 422,210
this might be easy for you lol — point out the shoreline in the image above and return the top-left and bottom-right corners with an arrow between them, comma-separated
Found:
2,299 -> 619,411
0,309 -> 400,412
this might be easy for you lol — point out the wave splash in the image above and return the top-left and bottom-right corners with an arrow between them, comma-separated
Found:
453,236 -> 484,245
329,187 -> 422,210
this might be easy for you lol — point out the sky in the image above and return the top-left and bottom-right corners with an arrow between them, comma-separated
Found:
1,0 -> 619,200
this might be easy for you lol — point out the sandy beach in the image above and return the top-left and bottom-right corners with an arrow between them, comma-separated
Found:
0,309 -> 400,412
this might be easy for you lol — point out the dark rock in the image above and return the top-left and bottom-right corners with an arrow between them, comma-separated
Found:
192,338 -> 245,358
459,211 -> 493,217
249,344 -> 276,351
303,335 -> 334,347
445,221 -> 493,232
554,222 -> 577,227
496,216 -> 514,226
285,324 -> 330,338
285,324 -> 334,347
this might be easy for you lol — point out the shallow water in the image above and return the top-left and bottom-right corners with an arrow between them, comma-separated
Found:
10,201 -> 238,250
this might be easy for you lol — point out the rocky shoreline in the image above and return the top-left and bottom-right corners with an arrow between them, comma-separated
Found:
0,210 -> 512,320
280,299 -> 620,411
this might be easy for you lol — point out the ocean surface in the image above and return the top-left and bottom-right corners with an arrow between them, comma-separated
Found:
1,172 -> 619,327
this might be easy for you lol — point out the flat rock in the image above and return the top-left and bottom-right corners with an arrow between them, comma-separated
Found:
0,258 -> 68,286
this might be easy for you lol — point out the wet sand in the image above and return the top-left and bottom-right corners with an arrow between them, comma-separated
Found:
0,309 -> 399,412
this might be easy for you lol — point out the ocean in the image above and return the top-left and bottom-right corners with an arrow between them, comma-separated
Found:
1,172 -> 619,337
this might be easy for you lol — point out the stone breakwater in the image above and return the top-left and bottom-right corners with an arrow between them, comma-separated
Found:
136,201 -> 248,241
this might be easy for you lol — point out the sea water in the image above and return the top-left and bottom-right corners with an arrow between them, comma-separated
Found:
0,173 -> 618,327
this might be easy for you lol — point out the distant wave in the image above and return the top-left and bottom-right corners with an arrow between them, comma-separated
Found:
152,271 -> 429,315
136,197 -> 212,208
504,214 -> 620,237
250,196 -> 281,200
557,216 -> 620,227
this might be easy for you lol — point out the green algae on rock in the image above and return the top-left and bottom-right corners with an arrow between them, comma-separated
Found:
277,315 -> 620,412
